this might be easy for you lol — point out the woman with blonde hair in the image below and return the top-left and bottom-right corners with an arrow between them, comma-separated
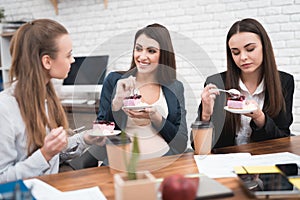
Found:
0,19 -> 103,183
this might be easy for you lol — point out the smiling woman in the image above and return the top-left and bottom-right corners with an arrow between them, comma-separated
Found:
100,23 -> 188,159
73,23 -> 188,169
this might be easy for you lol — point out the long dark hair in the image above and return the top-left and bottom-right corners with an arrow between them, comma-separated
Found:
128,23 -> 176,85
225,18 -> 285,133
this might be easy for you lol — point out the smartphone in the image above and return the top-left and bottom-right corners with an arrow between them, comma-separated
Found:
238,173 -> 300,198
276,163 -> 299,176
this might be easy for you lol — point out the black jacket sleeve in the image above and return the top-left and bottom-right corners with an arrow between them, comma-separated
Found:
157,81 -> 188,154
97,72 -> 127,130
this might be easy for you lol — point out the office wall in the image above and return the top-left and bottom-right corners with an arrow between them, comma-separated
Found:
1,0 -> 300,134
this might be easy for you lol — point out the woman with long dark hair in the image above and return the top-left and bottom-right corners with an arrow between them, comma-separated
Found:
98,23 -> 188,158
196,18 -> 294,149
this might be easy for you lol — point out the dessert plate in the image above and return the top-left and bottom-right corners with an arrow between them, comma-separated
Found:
88,130 -> 120,137
122,105 -> 152,110
224,105 -> 257,114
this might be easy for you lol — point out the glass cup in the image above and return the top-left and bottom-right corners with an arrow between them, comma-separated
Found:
191,121 -> 214,155
106,134 -> 132,173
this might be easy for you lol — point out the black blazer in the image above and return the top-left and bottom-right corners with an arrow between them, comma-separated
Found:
195,71 -> 294,149
97,71 -> 188,155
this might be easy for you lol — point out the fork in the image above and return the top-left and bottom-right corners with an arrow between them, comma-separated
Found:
210,88 -> 241,97
131,88 -> 140,96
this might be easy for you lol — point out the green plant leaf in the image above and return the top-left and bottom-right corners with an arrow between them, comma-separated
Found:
119,131 -> 140,180
120,131 -> 129,168
127,134 -> 140,180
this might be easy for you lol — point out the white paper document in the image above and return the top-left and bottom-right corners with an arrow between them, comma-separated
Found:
24,178 -> 107,200
194,153 -> 252,178
194,152 -> 300,178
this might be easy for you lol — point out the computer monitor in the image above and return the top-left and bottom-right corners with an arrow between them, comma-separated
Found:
61,55 -> 108,95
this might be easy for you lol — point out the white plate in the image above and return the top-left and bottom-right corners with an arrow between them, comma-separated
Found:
122,105 -> 152,110
224,105 -> 257,114
88,130 -> 120,137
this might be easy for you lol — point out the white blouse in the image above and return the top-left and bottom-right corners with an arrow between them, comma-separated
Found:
125,87 -> 170,160
235,79 -> 265,145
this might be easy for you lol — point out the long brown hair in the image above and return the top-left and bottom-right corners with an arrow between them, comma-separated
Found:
128,23 -> 176,85
225,18 -> 285,133
9,19 -> 69,155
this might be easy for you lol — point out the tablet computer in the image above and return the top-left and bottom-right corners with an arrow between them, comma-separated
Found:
238,173 -> 300,199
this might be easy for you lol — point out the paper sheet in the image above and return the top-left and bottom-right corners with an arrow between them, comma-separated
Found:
289,178 -> 300,190
24,178 -> 107,200
194,152 -> 300,178
194,153 -> 251,178
234,165 -> 281,174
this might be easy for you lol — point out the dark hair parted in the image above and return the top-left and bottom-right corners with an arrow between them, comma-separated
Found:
9,19 -> 69,155
225,18 -> 285,133
129,23 -> 176,85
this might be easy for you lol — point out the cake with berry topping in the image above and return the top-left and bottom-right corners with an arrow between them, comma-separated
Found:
227,95 -> 246,109
93,120 -> 115,133
123,94 -> 142,106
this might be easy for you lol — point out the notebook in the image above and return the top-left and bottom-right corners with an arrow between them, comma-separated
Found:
196,175 -> 233,199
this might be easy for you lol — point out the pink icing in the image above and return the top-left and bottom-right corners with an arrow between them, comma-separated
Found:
123,98 -> 141,106
227,99 -> 245,109
93,121 -> 115,132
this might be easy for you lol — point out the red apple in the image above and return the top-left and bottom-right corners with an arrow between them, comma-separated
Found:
161,174 -> 199,200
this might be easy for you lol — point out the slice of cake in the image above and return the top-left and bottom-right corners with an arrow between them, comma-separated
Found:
227,95 -> 245,109
123,94 -> 142,106
93,120 -> 115,133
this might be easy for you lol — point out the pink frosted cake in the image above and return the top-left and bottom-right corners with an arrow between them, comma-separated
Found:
227,95 -> 245,109
93,120 -> 115,132
123,94 -> 142,106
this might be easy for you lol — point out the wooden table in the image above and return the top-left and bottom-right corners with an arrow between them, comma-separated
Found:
37,136 -> 300,199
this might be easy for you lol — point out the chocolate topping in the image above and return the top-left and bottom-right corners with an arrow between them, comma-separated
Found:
124,94 -> 142,100
228,95 -> 245,101
93,120 -> 115,125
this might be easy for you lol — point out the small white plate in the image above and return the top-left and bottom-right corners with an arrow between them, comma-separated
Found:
88,130 -> 120,137
122,105 -> 152,110
224,105 -> 257,114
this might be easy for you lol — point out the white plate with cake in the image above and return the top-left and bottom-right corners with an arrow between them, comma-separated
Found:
88,129 -> 121,137
224,105 -> 257,114
224,94 -> 257,114
88,120 -> 120,136
122,105 -> 152,110
122,94 -> 152,110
